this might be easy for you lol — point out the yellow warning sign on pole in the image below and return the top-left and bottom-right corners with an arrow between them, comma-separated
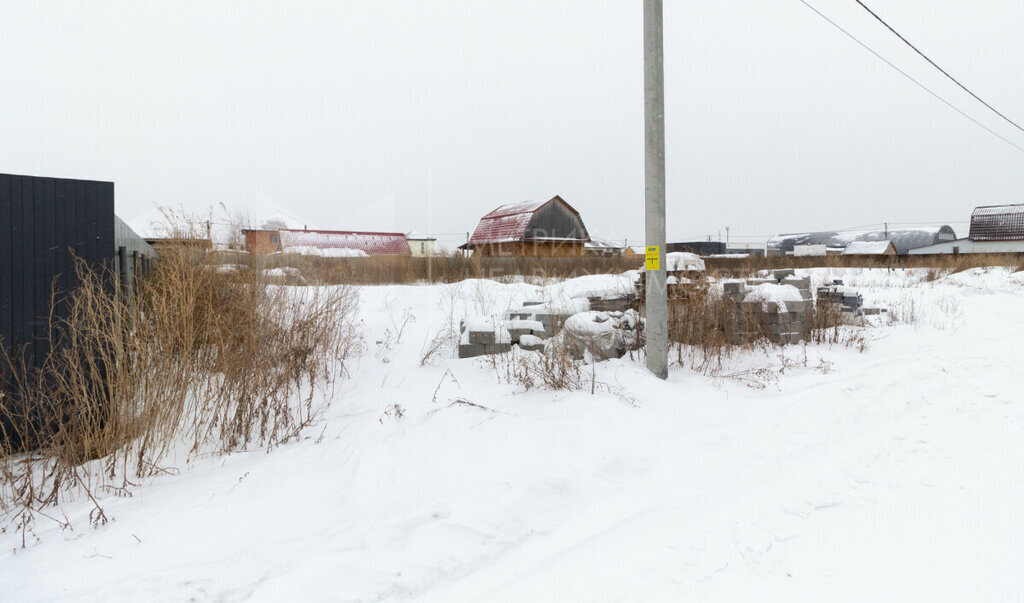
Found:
645,245 -> 660,271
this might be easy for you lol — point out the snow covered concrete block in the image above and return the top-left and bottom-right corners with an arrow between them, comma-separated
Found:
773,269 -> 795,281
507,318 -> 547,343
559,310 -> 643,361
518,334 -> 545,352
723,281 -> 747,295
588,297 -> 632,313
782,275 -> 810,290
462,316 -> 512,346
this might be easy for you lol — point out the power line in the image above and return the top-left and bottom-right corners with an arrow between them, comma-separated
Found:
853,0 -> 1024,136
797,0 -> 1024,154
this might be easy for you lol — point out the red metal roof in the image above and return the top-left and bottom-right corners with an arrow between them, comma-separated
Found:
468,196 -> 583,245
278,229 -> 411,255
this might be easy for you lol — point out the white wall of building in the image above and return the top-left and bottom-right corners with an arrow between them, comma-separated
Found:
408,238 -> 437,257
908,239 -> 1024,255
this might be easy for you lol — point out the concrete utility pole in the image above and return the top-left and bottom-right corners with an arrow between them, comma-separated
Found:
644,0 -> 668,379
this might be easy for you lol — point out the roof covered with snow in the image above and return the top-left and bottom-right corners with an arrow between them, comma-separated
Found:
278,229 -> 411,256
969,204 -> 1024,241
585,237 -> 626,250
842,241 -> 895,255
767,225 -> 956,255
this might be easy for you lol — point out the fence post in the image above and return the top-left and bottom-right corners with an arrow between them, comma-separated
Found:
118,246 -> 132,301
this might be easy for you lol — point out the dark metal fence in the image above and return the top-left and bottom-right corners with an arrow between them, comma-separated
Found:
0,173 -> 116,374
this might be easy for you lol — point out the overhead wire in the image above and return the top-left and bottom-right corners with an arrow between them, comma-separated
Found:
853,0 -> 1024,136
797,0 -> 1024,154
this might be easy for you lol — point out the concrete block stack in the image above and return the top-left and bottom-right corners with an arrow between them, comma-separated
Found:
587,291 -> 637,313
720,271 -> 815,345
507,297 -> 589,338
458,317 -> 513,358
816,282 -> 864,314
459,316 -> 549,358
460,292 -> 643,359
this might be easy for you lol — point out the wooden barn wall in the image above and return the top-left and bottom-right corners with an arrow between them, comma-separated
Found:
473,241 -> 587,257
0,173 -> 115,419
524,201 -> 588,240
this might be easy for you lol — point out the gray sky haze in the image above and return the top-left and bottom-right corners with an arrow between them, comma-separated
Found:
2,0 -> 1023,249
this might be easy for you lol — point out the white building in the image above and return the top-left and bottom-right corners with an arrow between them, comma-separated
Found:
909,204 -> 1024,255
406,232 -> 438,257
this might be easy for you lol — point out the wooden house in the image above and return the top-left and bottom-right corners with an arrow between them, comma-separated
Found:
460,196 -> 590,257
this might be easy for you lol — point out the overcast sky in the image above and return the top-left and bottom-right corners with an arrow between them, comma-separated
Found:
2,0 -> 1023,249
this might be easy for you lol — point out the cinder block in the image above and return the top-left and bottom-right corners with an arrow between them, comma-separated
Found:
484,343 -> 512,354
519,335 -> 545,351
468,330 -> 496,345
458,343 -> 487,358
786,300 -> 812,314
723,281 -> 747,295
782,276 -> 810,289
773,269 -> 795,281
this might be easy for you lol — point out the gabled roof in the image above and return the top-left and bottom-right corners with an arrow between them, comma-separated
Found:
969,204 -> 1024,241
467,195 -> 587,246
278,229 -> 411,255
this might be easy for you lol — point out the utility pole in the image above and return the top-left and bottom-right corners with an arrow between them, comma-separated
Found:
644,0 -> 668,379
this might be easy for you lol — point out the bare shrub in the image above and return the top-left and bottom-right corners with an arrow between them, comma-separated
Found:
0,246 -> 360,541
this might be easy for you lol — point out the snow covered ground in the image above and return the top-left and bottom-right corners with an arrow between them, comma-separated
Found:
4,267 -> 1024,602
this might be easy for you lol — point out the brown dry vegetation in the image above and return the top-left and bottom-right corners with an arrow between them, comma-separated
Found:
212,251 -> 1024,287
0,247 -> 360,545
666,285 -> 859,373
702,252 -> 1024,279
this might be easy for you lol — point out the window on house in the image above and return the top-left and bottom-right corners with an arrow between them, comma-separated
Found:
270,234 -> 279,244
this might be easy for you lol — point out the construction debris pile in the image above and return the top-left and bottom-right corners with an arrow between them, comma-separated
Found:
720,269 -> 814,345
458,270 -> 884,359
459,291 -> 640,359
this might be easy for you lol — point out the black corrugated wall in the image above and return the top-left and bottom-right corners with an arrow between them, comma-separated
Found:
1,173 -> 115,448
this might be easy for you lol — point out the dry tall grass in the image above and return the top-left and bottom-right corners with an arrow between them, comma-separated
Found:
703,252 -> 1024,279
212,251 -> 1024,287
219,253 -> 644,285
0,247 -> 360,544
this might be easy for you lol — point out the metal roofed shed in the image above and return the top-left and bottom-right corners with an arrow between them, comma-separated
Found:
278,229 -> 411,256
842,241 -> 897,256
968,204 -> 1024,241
461,195 -> 590,257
